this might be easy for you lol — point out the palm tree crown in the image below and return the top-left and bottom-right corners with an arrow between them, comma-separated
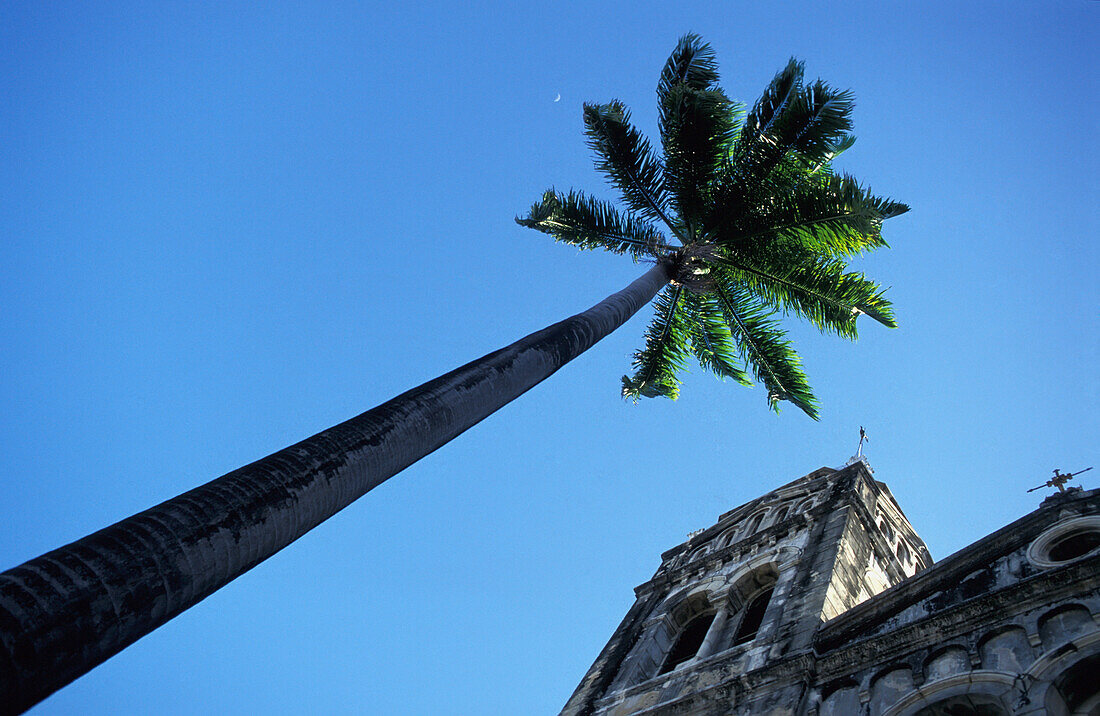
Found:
518,34 -> 907,418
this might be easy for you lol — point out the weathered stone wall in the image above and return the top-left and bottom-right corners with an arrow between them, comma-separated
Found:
810,488 -> 1100,716
561,468 -> 1100,716
564,462 -> 920,715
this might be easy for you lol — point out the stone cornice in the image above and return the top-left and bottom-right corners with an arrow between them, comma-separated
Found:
814,552 -> 1100,680
634,517 -> 809,598
634,466 -> 882,598
596,650 -> 818,715
816,490 -> 1100,651
597,552 -> 1100,715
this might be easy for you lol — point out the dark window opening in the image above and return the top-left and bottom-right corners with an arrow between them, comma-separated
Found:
733,586 -> 774,645
1048,531 -> 1100,562
1054,653 -> 1100,710
897,541 -> 911,564
745,512 -> 764,535
913,696 -> 1007,716
658,612 -> 714,674
774,506 -> 790,524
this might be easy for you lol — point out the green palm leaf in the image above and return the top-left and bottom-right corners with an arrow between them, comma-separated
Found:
742,58 -> 803,141
622,285 -> 692,400
716,254 -> 895,338
656,34 -> 738,229
660,84 -> 737,232
683,291 -> 751,385
657,33 -> 721,96
583,102 -> 679,237
516,189 -> 674,259
785,80 -> 856,166
720,173 -> 909,258
725,65 -> 854,204
519,35 -> 906,416
712,280 -> 818,417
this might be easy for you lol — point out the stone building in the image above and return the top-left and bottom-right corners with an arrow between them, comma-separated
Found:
562,458 -> 1100,715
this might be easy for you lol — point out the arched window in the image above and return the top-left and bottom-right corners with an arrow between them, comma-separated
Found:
744,512 -> 764,536
688,544 -> 709,563
896,541 -> 911,564
773,505 -> 790,524
1049,653 -> 1100,714
912,695 -> 1008,715
733,586 -> 774,645
658,611 -> 715,674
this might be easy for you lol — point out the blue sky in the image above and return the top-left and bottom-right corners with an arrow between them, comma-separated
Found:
1,1 -> 1097,713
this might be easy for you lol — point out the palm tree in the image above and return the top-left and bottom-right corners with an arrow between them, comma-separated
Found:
0,35 -> 904,713
520,37 -> 905,416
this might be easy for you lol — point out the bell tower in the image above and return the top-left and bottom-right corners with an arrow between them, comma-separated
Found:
561,458 -> 931,716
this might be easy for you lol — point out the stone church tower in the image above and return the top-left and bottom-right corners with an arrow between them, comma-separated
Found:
562,459 -> 1100,715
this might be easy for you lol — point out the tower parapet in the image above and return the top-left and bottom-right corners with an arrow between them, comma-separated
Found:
561,462 -> 1100,716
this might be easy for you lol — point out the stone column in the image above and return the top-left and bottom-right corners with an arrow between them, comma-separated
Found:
694,607 -> 730,661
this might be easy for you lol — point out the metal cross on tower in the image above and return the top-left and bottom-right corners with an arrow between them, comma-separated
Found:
1027,467 -> 1093,493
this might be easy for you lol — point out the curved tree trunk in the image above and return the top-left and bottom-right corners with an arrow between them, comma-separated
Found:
0,262 -> 672,713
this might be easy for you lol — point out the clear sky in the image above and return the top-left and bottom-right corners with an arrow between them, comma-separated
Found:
1,1 -> 1097,713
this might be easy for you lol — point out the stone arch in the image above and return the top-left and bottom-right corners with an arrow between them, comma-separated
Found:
743,510 -> 767,537
819,680 -> 860,716
658,577 -> 724,618
924,645 -> 971,682
911,695 -> 1008,715
896,540 -> 912,565
869,665 -> 916,715
658,607 -> 716,674
725,563 -> 780,614
1038,604 -> 1096,651
622,589 -> 718,684
614,582 -> 726,687
710,563 -> 780,653
716,524 -> 740,548
1045,651 -> 1100,715
687,543 -> 710,564
1023,631 -> 1100,715
978,625 -> 1033,673
668,591 -> 714,628
884,672 -> 1016,716
731,583 -> 774,646
771,504 -> 790,526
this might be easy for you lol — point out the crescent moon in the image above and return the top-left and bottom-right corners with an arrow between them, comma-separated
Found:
554,93 -> 561,102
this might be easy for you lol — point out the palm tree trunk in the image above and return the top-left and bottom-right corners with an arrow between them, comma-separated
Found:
0,261 -> 672,713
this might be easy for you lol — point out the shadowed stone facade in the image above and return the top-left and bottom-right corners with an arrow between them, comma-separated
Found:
562,459 -> 1100,715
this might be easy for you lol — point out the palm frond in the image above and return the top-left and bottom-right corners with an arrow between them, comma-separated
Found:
704,60 -> 803,227
622,285 -> 692,400
712,281 -> 818,418
718,173 -> 909,257
716,253 -> 896,337
518,36 -> 905,415
654,33 -> 745,224
660,84 -> 737,231
657,33 -> 720,96
515,189 -> 675,259
683,291 -> 751,385
784,80 -> 855,166
742,58 -> 803,140
726,65 -> 854,195
583,102 -> 678,237
809,133 -> 856,173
